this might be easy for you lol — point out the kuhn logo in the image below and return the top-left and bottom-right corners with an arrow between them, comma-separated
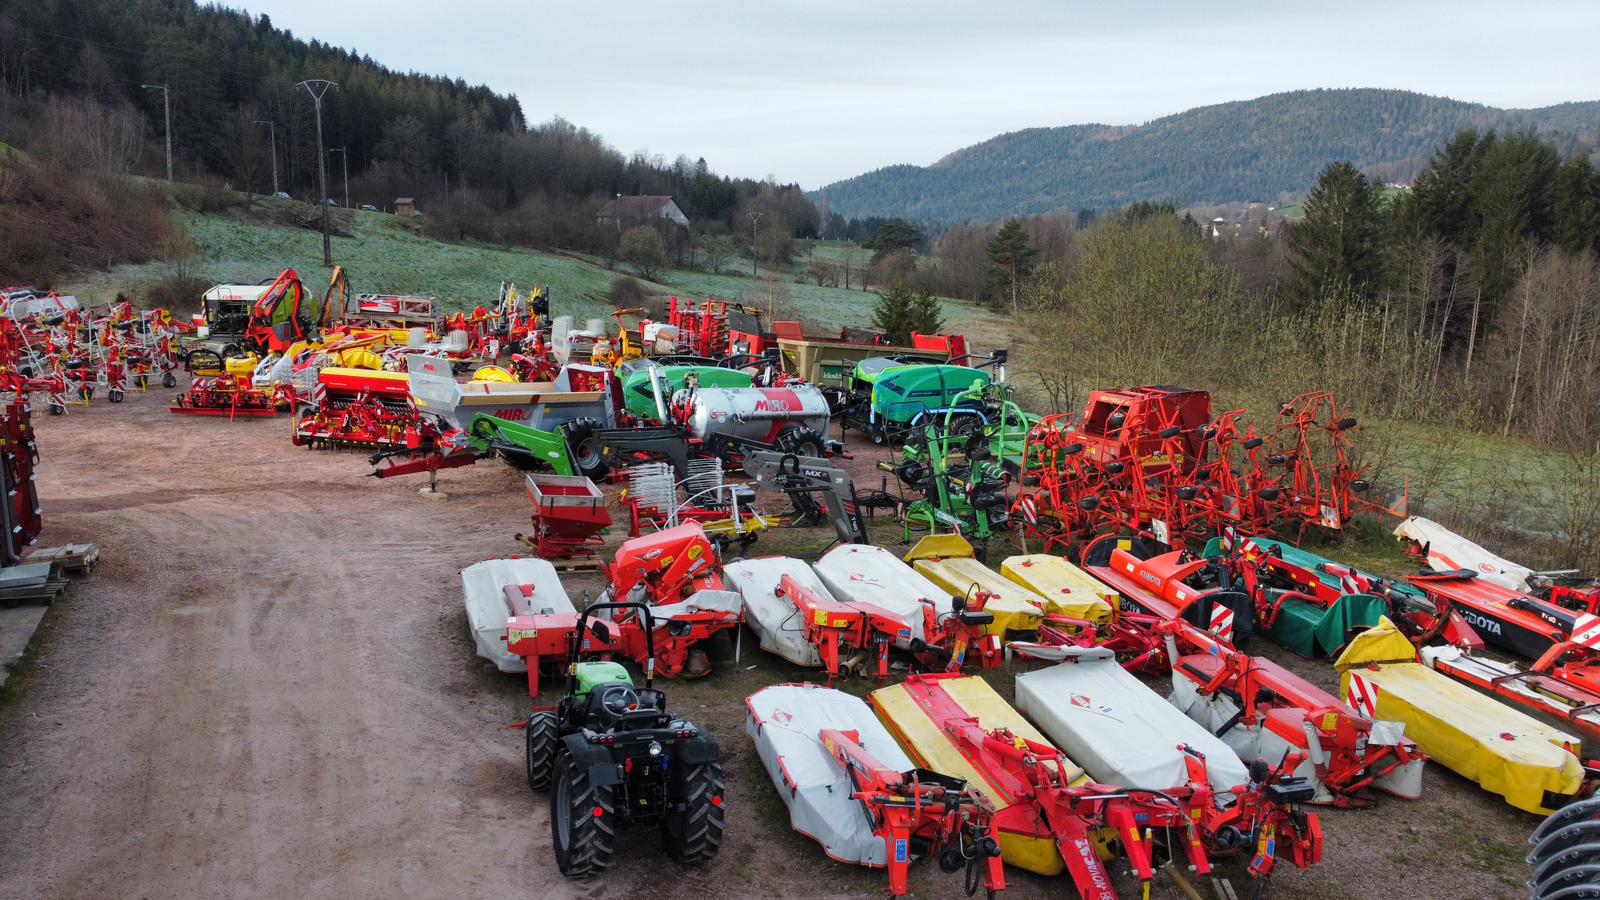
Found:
1458,609 -> 1503,636
753,399 -> 791,413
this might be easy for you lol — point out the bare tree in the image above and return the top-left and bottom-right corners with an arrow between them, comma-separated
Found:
37,97 -> 146,175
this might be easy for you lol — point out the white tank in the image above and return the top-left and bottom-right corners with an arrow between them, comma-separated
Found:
677,384 -> 831,445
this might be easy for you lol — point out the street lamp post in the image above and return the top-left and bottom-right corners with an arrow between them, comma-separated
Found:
255,119 -> 278,195
141,83 -> 172,182
297,79 -> 339,266
329,147 -> 349,210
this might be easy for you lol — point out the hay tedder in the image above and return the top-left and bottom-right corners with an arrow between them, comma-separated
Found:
1014,387 -> 1400,555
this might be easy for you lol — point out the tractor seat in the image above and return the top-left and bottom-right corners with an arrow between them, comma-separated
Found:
587,683 -> 666,731
957,610 -> 995,627
63,359 -> 84,371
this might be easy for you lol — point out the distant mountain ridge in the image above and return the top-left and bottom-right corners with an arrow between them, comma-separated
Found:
812,89 -> 1600,223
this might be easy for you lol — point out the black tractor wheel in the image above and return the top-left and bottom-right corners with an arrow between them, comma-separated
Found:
774,425 -> 824,458
551,750 -> 616,878
661,762 -> 726,866
109,387 -> 124,404
162,372 -> 177,389
560,417 -> 609,480
48,402 -> 65,416
524,712 -> 558,792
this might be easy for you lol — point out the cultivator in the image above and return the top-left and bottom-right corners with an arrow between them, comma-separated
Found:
170,355 -> 281,418
1015,387 -> 1399,555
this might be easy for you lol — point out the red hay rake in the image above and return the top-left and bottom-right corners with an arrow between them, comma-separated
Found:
1015,386 -> 1399,553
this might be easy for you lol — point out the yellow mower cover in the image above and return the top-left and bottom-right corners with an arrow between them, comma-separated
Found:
871,675 -> 1088,875
903,535 -> 1044,636
1000,554 -> 1116,623
1335,617 -> 1582,814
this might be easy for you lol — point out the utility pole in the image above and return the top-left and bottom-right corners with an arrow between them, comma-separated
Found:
746,210 -> 764,277
255,119 -> 278,195
142,83 -> 172,181
297,79 -> 338,266
329,147 -> 349,209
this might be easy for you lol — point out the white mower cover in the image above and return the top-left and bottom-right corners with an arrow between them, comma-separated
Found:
1394,515 -> 1534,592
648,588 -> 744,623
723,558 -> 828,667
1167,675 -> 1424,803
814,543 -> 955,646
461,558 -> 574,673
747,683 -> 914,867
1013,645 -> 1248,795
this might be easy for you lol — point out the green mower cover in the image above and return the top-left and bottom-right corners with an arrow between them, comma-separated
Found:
1262,591 -> 1389,657
573,661 -> 632,700
621,365 -> 752,421
1202,536 -> 1394,657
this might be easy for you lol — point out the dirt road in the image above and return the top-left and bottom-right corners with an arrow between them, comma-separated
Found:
0,393 -> 1536,900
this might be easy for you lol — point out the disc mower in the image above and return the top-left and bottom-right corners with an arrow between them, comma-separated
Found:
747,684 -> 1006,899
522,601 -> 726,878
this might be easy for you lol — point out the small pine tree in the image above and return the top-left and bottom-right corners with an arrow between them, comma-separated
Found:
983,218 -> 1037,310
872,279 -> 943,344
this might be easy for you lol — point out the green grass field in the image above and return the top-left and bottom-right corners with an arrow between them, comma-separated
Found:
59,209 -> 1009,347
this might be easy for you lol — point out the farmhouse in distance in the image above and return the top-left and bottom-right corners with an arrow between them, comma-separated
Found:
596,194 -> 691,229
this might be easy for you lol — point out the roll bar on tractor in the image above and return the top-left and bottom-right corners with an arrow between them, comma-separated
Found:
569,601 -> 658,691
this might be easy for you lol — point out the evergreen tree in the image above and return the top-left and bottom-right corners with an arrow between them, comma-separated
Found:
872,279 -> 942,344
863,219 -> 924,261
1287,161 -> 1381,305
1469,133 -> 1560,304
1551,154 -> 1600,256
983,218 -> 1037,310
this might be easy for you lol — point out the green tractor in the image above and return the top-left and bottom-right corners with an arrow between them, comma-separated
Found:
523,602 -> 726,878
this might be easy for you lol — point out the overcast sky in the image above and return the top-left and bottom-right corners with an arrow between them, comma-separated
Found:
246,0 -> 1600,189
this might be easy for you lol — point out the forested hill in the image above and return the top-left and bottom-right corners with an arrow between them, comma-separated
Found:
0,0 -> 523,188
813,89 -> 1600,223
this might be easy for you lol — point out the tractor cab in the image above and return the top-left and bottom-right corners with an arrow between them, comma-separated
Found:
569,659 -> 667,732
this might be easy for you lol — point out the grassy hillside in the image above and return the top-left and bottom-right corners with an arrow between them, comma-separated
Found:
59,206 -> 1011,347
814,88 -> 1600,222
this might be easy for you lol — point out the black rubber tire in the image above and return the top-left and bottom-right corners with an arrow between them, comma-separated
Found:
162,372 -> 177,389
48,403 -> 65,416
525,712 -> 559,792
134,374 -> 149,391
774,425 -> 824,458
560,417 -> 609,479
551,750 -> 615,878
109,388 -> 124,404
661,762 -> 726,866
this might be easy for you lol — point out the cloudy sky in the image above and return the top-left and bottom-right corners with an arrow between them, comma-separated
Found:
248,0 -> 1600,188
